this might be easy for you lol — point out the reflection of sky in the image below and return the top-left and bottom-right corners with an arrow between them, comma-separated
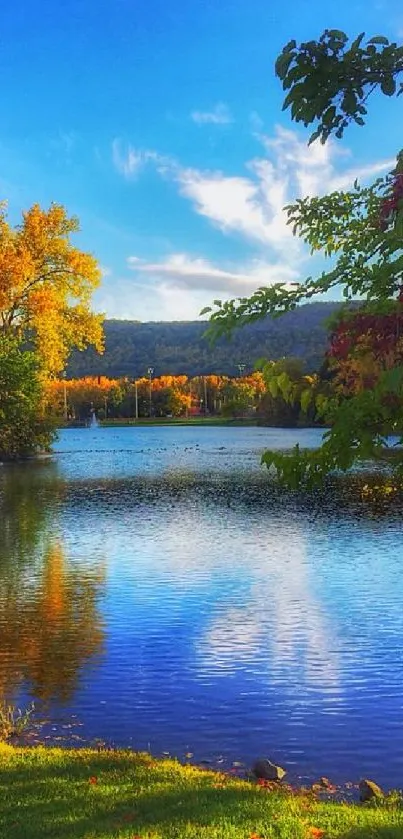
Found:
3,428 -> 403,786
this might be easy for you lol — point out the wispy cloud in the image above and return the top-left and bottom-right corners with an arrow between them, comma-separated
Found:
107,126 -> 393,320
112,139 -> 144,178
173,127 -> 392,259
111,139 -> 169,179
191,103 -> 233,125
128,253 -> 297,296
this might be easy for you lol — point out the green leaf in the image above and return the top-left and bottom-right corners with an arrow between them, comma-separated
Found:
322,106 -> 336,127
283,39 -> 297,52
308,128 -> 322,145
275,51 -> 294,78
282,89 -> 297,110
381,76 -> 396,96
199,306 -> 212,316
350,32 -> 365,51
368,35 -> 389,45
342,90 -> 358,115
300,388 -> 313,413
327,30 -> 348,42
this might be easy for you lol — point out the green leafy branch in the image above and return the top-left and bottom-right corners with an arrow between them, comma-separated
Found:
276,30 -> 403,144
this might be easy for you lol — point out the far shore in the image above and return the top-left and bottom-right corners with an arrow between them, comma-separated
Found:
57,416 -> 323,429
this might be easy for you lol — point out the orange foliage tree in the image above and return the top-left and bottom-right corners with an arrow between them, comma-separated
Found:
0,202 -> 103,375
46,376 -> 122,420
45,372 -> 267,421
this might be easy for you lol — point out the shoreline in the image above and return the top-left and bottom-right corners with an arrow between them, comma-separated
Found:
58,416 -> 261,428
0,742 -> 401,839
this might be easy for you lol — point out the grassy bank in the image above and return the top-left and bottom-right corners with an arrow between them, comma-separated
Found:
57,417 -> 260,428
99,416 -> 259,427
0,744 -> 402,839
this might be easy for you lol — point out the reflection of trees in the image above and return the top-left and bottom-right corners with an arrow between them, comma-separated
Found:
0,463 -> 105,703
0,462 -> 62,567
0,541 -> 105,702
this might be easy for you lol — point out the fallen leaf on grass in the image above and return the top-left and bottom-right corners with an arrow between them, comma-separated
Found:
89,776 -> 98,785
307,828 -> 325,838
256,778 -> 275,789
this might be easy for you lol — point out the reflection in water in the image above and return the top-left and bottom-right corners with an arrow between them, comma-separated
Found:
199,528 -> 341,693
0,463 -> 62,566
0,465 -> 105,703
1,426 -> 403,786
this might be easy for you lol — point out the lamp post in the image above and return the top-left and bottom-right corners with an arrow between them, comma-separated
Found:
238,363 -> 246,378
203,376 -> 208,415
134,380 -> 139,420
62,372 -> 68,421
147,367 -> 154,417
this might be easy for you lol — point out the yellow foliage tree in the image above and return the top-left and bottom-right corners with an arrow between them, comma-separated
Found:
0,202 -> 104,374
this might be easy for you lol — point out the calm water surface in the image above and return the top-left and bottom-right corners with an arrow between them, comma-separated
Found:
1,426 -> 402,787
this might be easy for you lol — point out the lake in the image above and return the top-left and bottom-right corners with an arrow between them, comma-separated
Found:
1,425 -> 402,788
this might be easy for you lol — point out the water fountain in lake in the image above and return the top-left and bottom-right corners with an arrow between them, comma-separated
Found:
89,411 -> 99,429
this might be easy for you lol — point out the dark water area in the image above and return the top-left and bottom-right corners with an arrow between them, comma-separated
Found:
0,426 -> 402,788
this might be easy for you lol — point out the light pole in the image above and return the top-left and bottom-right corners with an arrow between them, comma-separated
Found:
62,372 -> 68,421
187,382 -> 192,418
134,380 -> 139,420
238,363 -> 246,377
203,376 -> 208,415
147,367 -> 154,417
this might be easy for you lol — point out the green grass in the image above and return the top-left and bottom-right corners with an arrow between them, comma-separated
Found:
0,745 -> 402,839
98,416 -> 259,427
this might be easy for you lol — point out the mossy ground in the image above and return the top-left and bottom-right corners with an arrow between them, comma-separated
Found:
0,744 -> 402,838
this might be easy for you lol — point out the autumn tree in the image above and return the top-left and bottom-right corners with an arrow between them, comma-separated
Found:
204,31 -> 403,487
0,202 -> 103,376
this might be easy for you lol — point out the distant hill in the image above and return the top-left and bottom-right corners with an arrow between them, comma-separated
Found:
67,302 -> 342,378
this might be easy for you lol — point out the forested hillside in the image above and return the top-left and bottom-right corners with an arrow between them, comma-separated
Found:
67,302 -> 342,378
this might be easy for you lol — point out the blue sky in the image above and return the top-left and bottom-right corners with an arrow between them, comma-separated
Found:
1,0 -> 402,321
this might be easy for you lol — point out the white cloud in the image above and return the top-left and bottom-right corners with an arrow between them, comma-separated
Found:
111,139 -> 169,179
94,253 -> 297,322
191,103 -> 233,125
106,126 -> 393,320
112,139 -> 144,178
128,252 -> 297,295
330,159 -> 395,191
94,276 -> 210,321
173,127 -> 392,260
